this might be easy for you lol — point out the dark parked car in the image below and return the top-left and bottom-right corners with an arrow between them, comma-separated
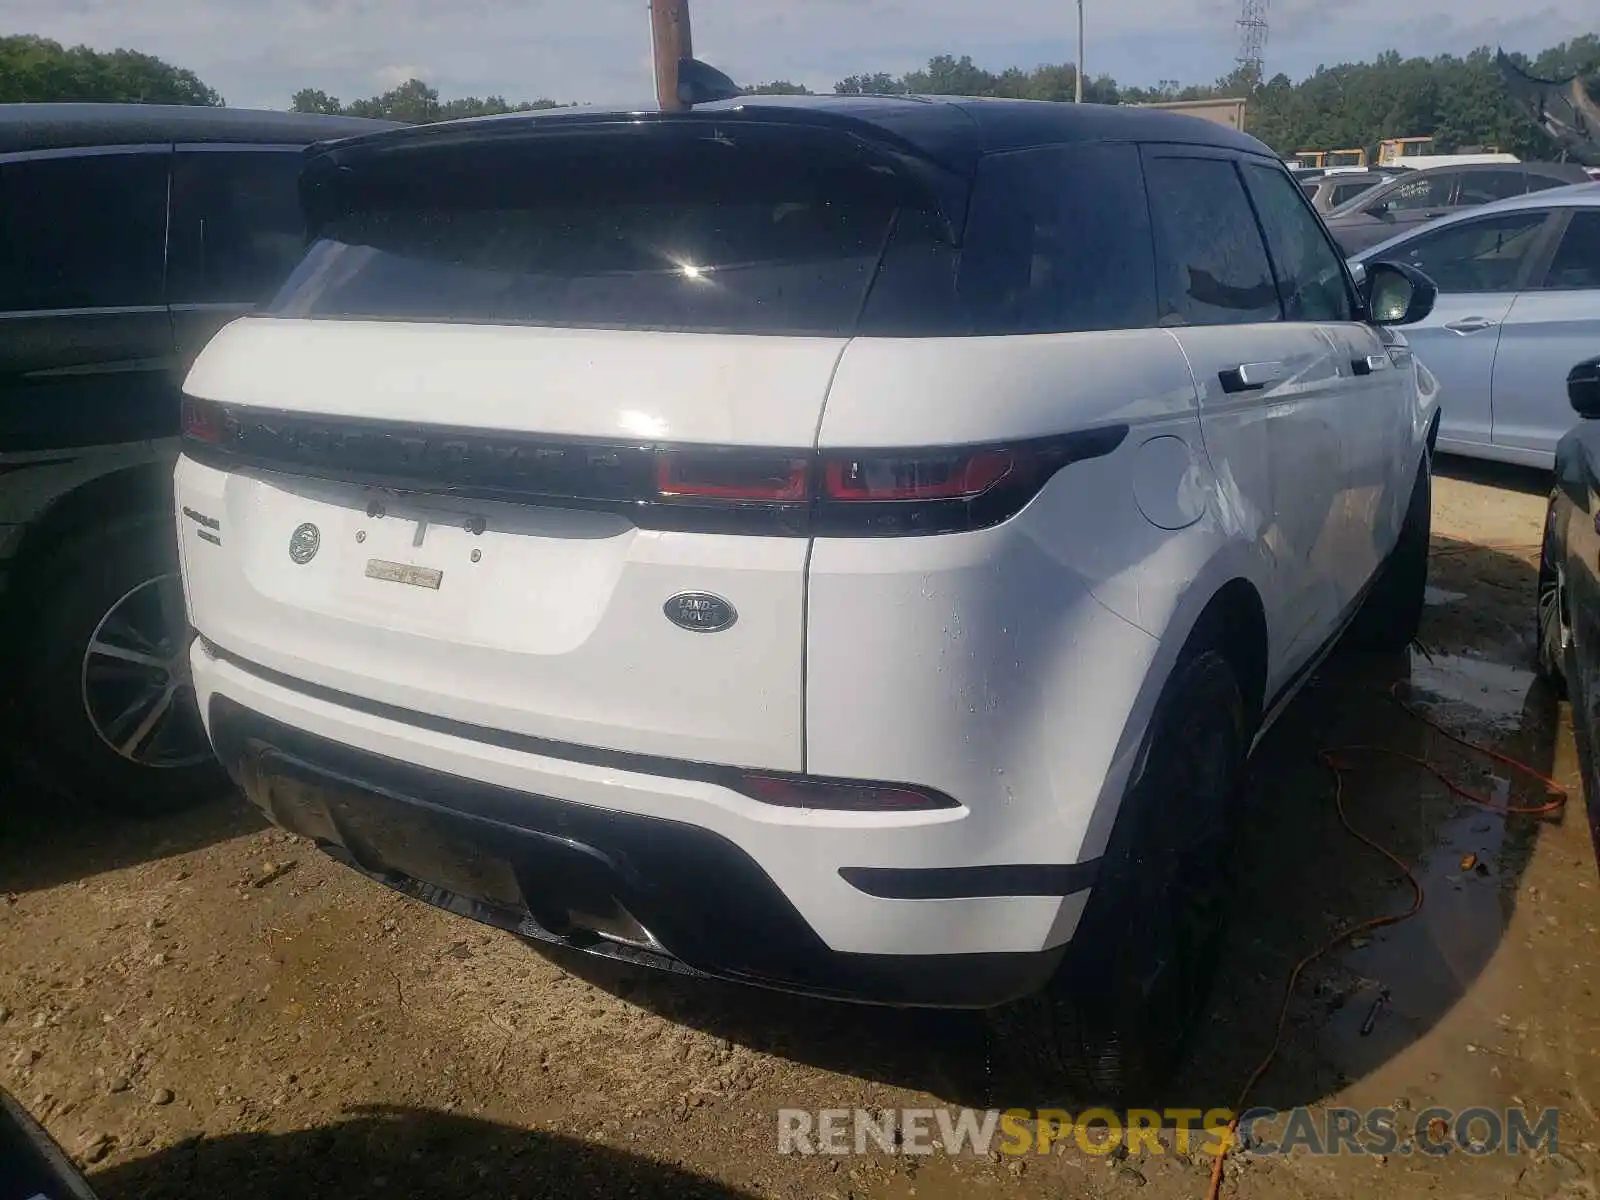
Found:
0,103 -> 397,814
1325,161 -> 1593,255
1537,356 -> 1600,860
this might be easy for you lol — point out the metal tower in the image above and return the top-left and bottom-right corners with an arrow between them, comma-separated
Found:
1236,0 -> 1268,78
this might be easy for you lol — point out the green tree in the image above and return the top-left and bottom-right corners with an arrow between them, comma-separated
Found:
834,72 -> 907,95
289,88 -> 343,115
742,80 -> 810,95
290,79 -> 563,122
0,34 -> 221,105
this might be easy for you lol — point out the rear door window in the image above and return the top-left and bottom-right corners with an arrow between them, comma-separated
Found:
1241,161 -> 1354,321
943,142 -> 1158,335
0,150 -> 168,312
1143,153 -> 1281,326
169,147 -> 309,306
271,135 -> 903,336
1384,211 -> 1552,293
1535,210 -> 1600,290
1455,169 -> 1530,206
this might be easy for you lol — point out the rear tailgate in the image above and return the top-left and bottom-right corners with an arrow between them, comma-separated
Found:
177,320 -> 843,770
174,116 -> 962,772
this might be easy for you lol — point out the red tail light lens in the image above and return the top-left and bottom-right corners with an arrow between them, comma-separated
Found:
179,402 -> 1127,538
655,451 -> 810,502
731,772 -> 960,811
823,448 -> 1015,501
181,396 -> 222,445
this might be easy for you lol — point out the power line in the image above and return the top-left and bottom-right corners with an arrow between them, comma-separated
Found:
1236,0 -> 1268,79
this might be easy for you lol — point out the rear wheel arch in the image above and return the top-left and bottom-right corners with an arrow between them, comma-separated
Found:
1185,577 -> 1269,732
7,461 -> 173,585
1072,567 -> 1266,865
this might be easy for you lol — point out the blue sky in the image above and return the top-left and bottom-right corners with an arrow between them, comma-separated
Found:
11,0 -> 1598,109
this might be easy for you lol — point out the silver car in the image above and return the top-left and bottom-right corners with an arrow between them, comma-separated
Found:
1300,169 -> 1407,213
1352,183 -> 1600,469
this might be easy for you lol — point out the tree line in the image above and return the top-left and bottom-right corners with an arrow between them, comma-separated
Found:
4,28 -> 1597,160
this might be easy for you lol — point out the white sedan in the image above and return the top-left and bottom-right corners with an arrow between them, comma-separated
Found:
1350,182 -> 1600,469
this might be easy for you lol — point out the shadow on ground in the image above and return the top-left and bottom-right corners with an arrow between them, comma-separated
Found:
539,531 -> 1563,1118
88,1107 -> 754,1200
1434,452 -> 1551,498
0,735 -> 257,895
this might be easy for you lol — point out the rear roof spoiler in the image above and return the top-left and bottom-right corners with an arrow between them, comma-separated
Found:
677,57 -> 741,107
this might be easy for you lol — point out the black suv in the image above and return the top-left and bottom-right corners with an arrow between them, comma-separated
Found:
0,103 -> 397,813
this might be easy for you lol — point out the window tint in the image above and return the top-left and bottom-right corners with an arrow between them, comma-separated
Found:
938,142 -> 1158,335
1382,172 -> 1457,212
1144,155 -> 1280,326
1384,211 -> 1549,293
0,151 -> 168,311
270,138 -> 898,335
1242,162 -> 1354,321
1525,173 -> 1575,195
1330,181 -> 1376,207
169,149 -> 308,305
1455,170 -> 1528,206
1539,210 -> 1600,290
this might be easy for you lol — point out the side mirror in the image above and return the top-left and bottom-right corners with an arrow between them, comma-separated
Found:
1363,260 -> 1438,326
1367,201 -> 1391,218
1570,357 -> 1600,420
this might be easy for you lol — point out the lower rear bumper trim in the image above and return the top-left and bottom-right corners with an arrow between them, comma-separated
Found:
207,696 -> 1063,1009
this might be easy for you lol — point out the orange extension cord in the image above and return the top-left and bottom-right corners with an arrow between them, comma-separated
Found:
1203,681 -> 1568,1200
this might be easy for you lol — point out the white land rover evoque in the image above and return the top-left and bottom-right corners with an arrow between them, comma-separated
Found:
174,94 -> 1441,1097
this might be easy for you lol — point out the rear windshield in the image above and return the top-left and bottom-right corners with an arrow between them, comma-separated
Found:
267,136 -> 907,336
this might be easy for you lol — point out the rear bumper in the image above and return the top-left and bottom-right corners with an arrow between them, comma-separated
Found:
198,649 -> 1076,1008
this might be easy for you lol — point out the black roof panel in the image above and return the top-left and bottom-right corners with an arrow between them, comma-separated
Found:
305,93 -> 1274,176
0,103 -> 403,154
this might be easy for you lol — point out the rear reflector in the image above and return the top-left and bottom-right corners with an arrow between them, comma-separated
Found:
178,396 -> 1127,537
656,451 -> 809,502
731,772 -> 960,811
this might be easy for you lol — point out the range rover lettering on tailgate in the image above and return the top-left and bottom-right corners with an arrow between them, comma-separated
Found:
174,94 -> 1441,1097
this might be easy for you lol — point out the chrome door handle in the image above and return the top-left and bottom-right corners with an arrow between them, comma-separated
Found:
1444,317 -> 1497,334
1218,362 -> 1284,393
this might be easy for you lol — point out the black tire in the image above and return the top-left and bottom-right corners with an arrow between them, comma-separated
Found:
16,512 -> 225,817
1348,461 -> 1431,653
1536,490 -> 1569,695
1006,645 -> 1248,1102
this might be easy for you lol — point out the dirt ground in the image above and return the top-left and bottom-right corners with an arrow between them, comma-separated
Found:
5,458 -> 1599,1200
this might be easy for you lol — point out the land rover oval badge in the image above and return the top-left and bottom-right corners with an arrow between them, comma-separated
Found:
288,522 -> 321,565
664,592 -> 736,633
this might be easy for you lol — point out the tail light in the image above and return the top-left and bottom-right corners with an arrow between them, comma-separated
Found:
731,771 -> 960,811
823,448 -> 1015,501
176,396 -> 1126,537
181,396 -> 222,445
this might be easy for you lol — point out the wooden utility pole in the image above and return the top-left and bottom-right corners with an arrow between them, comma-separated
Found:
650,0 -> 693,112
1075,0 -> 1085,102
